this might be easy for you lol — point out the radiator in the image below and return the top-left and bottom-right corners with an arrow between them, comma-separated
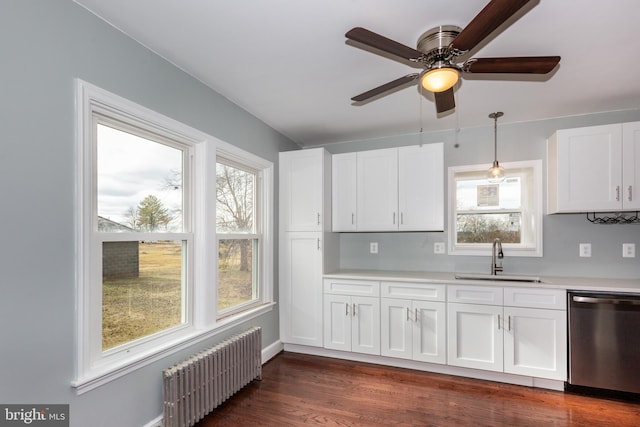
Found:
162,327 -> 262,427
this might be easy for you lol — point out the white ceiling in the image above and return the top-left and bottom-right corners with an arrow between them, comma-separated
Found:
73,0 -> 640,147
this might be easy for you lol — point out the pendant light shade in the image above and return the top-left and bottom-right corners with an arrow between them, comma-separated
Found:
487,112 -> 505,183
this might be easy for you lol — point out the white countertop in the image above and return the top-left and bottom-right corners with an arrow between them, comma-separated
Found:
324,270 -> 640,294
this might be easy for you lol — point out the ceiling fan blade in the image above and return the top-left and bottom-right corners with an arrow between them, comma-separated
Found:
464,56 -> 561,74
352,74 -> 420,102
450,0 -> 531,53
346,27 -> 424,61
434,88 -> 455,113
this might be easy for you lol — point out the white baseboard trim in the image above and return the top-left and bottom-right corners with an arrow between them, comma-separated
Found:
142,414 -> 163,427
262,339 -> 284,363
283,344 -> 565,391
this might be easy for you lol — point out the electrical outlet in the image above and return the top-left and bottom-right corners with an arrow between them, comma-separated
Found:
370,242 -> 378,254
434,242 -> 445,254
623,243 -> 636,258
579,243 -> 591,258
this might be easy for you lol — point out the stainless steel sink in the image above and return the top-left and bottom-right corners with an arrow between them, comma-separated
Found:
454,273 -> 542,283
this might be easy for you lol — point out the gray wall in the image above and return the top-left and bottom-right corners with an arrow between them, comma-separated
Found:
0,2 -> 297,427
325,110 -> 640,280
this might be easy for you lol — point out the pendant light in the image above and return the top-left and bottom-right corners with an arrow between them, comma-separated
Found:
487,112 -> 505,183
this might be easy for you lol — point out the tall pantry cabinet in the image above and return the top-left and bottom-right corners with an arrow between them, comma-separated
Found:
279,148 -> 337,347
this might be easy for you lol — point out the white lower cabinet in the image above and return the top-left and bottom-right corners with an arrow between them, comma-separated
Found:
447,302 -> 503,371
503,306 -> 567,379
447,285 -> 567,380
323,280 -> 380,355
380,282 -> 446,364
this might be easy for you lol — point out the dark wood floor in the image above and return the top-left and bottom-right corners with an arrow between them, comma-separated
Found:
196,351 -> 640,426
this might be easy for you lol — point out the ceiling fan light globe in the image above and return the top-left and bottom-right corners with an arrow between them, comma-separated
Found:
421,68 -> 459,92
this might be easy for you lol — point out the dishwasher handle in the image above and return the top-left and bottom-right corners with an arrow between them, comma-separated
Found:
572,295 -> 640,305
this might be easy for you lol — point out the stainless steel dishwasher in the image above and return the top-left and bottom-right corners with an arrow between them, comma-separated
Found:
568,291 -> 640,395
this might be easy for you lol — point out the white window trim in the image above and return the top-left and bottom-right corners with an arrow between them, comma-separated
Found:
74,79 -> 274,394
447,160 -> 543,257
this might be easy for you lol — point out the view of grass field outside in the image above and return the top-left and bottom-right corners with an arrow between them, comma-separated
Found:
102,241 -> 183,350
217,239 -> 255,311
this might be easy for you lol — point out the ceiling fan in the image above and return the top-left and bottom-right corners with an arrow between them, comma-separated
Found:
345,0 -> 560,113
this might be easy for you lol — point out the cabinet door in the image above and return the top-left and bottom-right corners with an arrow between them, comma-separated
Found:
280,232 -> 323,347
447,303 -> 503,372
323,294 -> 352,352
503,307 -> 567,380
332,152 -> 357,231
280,149 -> 324,231
381,298 -> 412,359
357,148 -> 398,231
398,144 -> 444,231
351,296 -> 381,355
555,124 -> 622,212
622,121 -> 640,210
413,300 -> 446,364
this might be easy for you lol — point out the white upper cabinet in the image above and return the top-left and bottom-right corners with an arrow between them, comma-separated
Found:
280,148 -> 330,231
331,152 -> 357,232
398,144 -> 444,231
548,121 -> 640,213
622,121 -> 640,210
357,148 -> 399,231
332,144 -> 444,232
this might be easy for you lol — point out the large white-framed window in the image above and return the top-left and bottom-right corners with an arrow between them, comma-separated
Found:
74,79 -> 274,393
216,157 -> 262,317
448,160 -> 543,257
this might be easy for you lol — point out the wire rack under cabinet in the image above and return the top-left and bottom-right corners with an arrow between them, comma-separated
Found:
586,212 -> 640,224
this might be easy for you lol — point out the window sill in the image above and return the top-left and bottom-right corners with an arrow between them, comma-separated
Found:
72,302 -> 275,394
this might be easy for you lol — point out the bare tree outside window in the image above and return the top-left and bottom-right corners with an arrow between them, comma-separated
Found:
216,161 -> 259,312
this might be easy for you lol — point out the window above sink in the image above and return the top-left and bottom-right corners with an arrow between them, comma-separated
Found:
448,160 -> 543,257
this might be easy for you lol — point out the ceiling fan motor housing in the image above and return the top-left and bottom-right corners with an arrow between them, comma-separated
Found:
417,25 -> 462,66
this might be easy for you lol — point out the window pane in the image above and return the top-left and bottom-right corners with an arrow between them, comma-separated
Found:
456,177 -> 521,211
217,239 -> 257,311
456,213 -> 521,244
97,123 -> 184,232
102,241 -> 185,350
216,163 -> 254,232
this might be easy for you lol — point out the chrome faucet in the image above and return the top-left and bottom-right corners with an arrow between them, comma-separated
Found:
491,238 -> 504,275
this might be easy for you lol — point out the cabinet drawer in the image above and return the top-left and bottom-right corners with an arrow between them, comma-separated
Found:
380,281 -> 445,302
504,287 -> 566,310
447,285 -> 503,305
323,279 -> 380,296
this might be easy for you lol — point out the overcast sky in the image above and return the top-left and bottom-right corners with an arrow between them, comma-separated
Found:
97,124 -> 183,229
